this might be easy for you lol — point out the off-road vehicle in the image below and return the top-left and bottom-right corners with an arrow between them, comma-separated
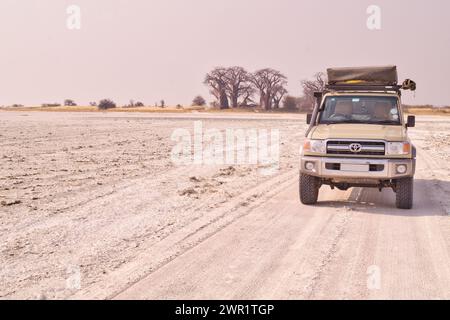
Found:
300,66 -> 417,209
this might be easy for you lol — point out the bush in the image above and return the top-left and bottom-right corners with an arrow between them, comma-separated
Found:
64,99 -> 77,106
98,99 -> 116,110
124,100 -> 144,108
192,95 -> 206,106
41,103 -> 61,107
283,95 -> 298,111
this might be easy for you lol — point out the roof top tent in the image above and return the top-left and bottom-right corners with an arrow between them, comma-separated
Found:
327,65 -> 398,86
324,66 -> 416,93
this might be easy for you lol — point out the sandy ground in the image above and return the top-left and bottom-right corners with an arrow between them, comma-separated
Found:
0,111 -> 449,300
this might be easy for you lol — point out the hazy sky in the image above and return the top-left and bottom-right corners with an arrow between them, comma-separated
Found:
0,0 -> 449,106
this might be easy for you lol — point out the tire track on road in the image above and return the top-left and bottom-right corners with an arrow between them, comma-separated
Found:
71,169 -> 298,299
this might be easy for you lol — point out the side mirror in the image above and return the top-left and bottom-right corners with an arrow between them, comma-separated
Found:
407,115 -> 415,128
307,113 -> 313,125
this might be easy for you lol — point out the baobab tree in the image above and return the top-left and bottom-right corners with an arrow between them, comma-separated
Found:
250,68 -> 287,110
240,84 -> 256,107
224,66 -> 252,108
204,66 -> 288,110
272,85 -> 288,109
301,72 -> 327,109
204,67 -> 230,109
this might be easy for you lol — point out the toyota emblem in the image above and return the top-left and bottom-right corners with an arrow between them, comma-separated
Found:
349,143 -> 362,153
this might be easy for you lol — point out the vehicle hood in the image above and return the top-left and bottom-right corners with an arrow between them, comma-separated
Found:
310,124 -> 406,141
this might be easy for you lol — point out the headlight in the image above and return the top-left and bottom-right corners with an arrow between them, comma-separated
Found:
303,139 -> 326,154
386,142 -> 411,155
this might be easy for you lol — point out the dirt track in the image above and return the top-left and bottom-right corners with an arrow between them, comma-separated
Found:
1,111 -> 449,299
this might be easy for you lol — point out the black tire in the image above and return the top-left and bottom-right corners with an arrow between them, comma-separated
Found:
299,173 -> 320,205
395,177 -> 414,209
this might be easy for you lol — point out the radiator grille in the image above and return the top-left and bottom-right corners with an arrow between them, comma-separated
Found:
327,141 -> 385,156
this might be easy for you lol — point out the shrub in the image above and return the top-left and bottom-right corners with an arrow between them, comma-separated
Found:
283,95 -> 298,111
41,103 -> 61,107
98,99 -> 116,110
192,95 -> 206,106
64,99 -> 77,106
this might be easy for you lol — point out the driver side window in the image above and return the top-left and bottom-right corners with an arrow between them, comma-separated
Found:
331,100 -> 353,119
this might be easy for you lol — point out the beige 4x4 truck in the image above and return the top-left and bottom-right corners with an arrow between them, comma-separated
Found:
300,66 -> 417,209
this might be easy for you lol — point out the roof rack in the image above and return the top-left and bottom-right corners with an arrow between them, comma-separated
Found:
324,79 -> 416,94
324,84 -> 402,93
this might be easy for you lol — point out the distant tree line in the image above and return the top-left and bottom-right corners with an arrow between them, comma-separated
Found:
204,67 -> 327,112
38,98 -> 146,110
6,70 -> 328,112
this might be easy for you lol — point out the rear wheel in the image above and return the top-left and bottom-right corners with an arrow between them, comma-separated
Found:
395,177 -> 414,209
299,173 -> 320,205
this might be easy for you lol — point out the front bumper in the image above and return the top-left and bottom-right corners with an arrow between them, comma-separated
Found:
300,156 -> 416,180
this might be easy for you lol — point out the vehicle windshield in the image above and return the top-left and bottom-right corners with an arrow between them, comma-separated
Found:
319,96 -> 401,125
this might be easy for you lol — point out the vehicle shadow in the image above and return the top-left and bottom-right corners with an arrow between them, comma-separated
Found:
315,179 -> 448,217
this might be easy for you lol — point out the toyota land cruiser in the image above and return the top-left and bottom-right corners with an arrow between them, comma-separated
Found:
299,66 -> 417,209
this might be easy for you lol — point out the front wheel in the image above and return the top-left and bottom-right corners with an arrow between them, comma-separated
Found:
299,173 -> 320,205
395,177 -> 414,209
